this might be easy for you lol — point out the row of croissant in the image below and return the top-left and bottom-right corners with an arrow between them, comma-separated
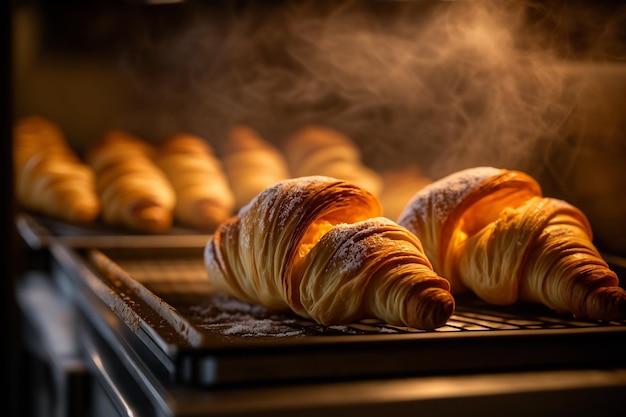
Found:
13,115 -> 625,328
13,115 -> 431,233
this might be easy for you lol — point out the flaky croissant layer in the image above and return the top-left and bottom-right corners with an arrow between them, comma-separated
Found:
398,166 -> 625,322
205,176 -> 455,330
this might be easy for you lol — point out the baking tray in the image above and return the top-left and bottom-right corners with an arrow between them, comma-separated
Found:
20,213 -> 626,388
49,243 -> 626,389
15,211 -> 213,249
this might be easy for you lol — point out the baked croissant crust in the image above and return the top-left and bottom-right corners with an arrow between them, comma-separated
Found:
155,133 -> 235,231
13,115 -> 100,223
397,166 -> 625,322
283,125 -> 383,197
85,130 -> 176,233
221,125 -> 291,210
204,176 -> 454,330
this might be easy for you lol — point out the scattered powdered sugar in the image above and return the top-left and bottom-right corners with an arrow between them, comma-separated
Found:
279,193 -> 304,228
203,241 -> 218,272
334,241 -> 368,275
275,177 -> 335,228
240,222 -> 252,249
260,188 -> 279,232
403,166 -> 499,223
187,292 -> 305,337
242,176 -> 339,234
325,218 -> 395,275
221,319 -> 303,337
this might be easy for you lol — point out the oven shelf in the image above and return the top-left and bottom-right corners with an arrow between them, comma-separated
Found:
98,247 -> 626,337
45,242 -> 626,389
19,208 -> 626,388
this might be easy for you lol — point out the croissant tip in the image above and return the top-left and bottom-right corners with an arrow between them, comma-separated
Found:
185,206 -> 230,231
405,287 -> 455,330
133,206 -> 172,232
585,286 -> 626,322
70,209 -> 100,224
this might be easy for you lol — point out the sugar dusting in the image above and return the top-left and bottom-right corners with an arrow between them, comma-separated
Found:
403,166 -> 499,223
328,223 -> 369,275
188,292 -> 305,337
279,192 -> 304,228
203,241 -> 219,273
326,217 -> 396,274
186,291 -> 412,337
237,176 -> 335,251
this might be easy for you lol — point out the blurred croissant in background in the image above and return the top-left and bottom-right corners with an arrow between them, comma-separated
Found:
86,130 -> 176,233
155,133 -> 235,231
283,125 -> 383,198
221,125 -> 291,210
13,115 -> 100,224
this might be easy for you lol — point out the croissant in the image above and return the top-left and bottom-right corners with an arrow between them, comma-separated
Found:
204,176 -> 455,330
283,125 -> 383,197
85,130 -> 175,233
155,133 -> 235,231
397,166 -> 625,322
13,115 -> 100,223
221,125 -> 291,210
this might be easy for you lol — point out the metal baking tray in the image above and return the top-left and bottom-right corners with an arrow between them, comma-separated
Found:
15,211 -> 213,249
46,240 -> 626,389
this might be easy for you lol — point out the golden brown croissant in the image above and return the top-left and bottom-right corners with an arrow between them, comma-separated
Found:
204,176 -> 454,330
155,133 -> 235,231
283,125 -> 383,197
397,166 -> 625,322
85,130 -> 175,233
13,115 -> 100,223
221,125 -> 291,210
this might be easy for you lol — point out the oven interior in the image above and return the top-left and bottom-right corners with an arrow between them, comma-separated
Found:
12,0 -> 626,254
9,0 -> 626,409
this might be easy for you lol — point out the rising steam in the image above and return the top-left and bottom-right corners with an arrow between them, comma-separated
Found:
118,0 -> 625,178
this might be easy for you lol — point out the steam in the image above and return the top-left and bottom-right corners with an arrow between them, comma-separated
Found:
118,0 -> 625,178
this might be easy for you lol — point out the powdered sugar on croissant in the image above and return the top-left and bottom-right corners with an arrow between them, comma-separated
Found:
205,176 -> 454,330
398,166 -> 625,322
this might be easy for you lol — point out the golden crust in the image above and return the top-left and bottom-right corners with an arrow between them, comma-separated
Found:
283,125 -> 383,197
86,130 -> 175,233
13,116 -> 100,223
155,133 -> 235,231
398,166 -> 625,322
221,125 -> 290,210
205,175 -> 454,330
